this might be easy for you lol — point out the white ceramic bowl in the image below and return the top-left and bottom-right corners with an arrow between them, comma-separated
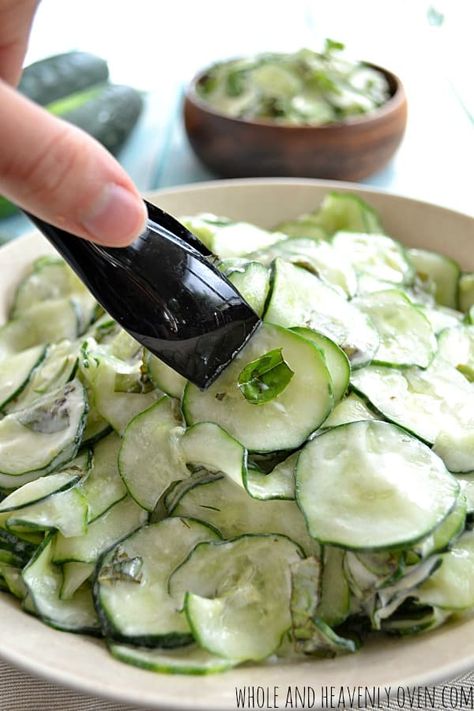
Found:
0,179 -> 473,710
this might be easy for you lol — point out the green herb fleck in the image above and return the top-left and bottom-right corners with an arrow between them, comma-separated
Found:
238,348 -> 294,405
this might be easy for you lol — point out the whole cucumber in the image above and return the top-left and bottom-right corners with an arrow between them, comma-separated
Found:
60,84 -> 144,156
18,51 -> 109,106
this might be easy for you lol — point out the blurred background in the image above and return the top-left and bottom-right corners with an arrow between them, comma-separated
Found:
2,0 -> 473,238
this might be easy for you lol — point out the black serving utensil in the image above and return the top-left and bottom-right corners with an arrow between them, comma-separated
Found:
25,200 -> 260,389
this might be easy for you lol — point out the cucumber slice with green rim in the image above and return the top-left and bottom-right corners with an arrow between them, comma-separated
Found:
80,432 -> 127,522
264,260 -> 379,368
296,420 -> 459,551
52,496 -> 147,564
170,534 -> 302,661
181,422 -> 247,489
79,347 -> 159,434
456,473 -> 474,514
0,379 -> 87,487
459,273 -> 474,313
146,352 -> 185,400
355,290 -> 436,368
332,232 -> 414,285
184,323 -> 332,452
276,217 -> 329,241
292,616 -> 358,656
22,534 -> 100,634
291,327 -> 350,402
109,643 -> 237,675
416,530 -> 474,610
438,325 -> 474,382
244,452 -> 297,500
351,362 -> 474,472
408,248 -> 460,309
7,486 -> 88,538
317,547 -> 350,627
419,304 -> 463,334
3,566 -> 27,599
5,340 -> 79,414
60,561 -> 94,600
181,216 -> 285,258
248,238 -> 357,297
0,470 -> 81,513
379,601 -> 449,636
277,192 -> 383,237
0,299 -> 79,360
95,517 -> 220,646
414,495 -> 466,559
171,475 -> 317,556
11,257 -> 89,315
322,392 -> 380,429
0,345 -> 46,411
119,397 -> 186,511
227,262 -> 270,316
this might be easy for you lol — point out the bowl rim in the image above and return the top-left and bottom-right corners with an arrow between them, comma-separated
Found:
185,57 -> 406,131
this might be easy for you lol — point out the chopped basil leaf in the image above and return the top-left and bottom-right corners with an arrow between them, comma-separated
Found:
238,348 -> 294,404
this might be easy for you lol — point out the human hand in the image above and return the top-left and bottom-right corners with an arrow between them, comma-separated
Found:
0,0 -> 147,246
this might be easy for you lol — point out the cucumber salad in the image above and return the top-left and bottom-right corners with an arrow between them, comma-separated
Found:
0,192 -> 473,675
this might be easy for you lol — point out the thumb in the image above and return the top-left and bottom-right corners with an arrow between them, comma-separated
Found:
0,80 -> 147,246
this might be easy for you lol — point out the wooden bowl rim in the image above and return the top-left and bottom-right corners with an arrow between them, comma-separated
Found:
185,59 -> 406,132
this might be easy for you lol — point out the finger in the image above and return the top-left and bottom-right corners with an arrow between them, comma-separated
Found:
0,80 -> 147,246
0,0 -> 38,85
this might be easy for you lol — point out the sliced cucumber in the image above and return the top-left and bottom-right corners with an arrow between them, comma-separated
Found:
11,257 -> 97,332
146,352 -> 185,400
60,561 -> 94,600
332,232 -> 414,285
181,422 -> 247,489
0,380 -> 87,487
459,273 -> 474,314
248,238 -> 357,297
438,325 -> 474,382
6,340 -> 79,413
119,397 -> 186,511
264,260 -> 379,368
181,215 -> 285,258
408,248 -> 460,309
52,496 -> 147,564
227,261 -> 270,316
244,452 -> 297,501
416,530 -> 474,610
277,192 -> 383,237
95,517 -> 219,646
291,327 -> 350,402
317,547 -> 350,627
0,299 -> 79,360
0,471 -> 80,513
414,495 -> 466,558
276,216 -> 329,240
296,421 -> 459,550
355,290 -> 436,368
0,345 -> 46,411
183,323 -> 332,452
419,304 -> 463,334
322,392 -> 380,429
80,432 -> 127,522
351,362 -> 474,472
22,535 -> 100,634
109,643 -> 237,675
7,486 -> 88,538
170,534 -> 302,661
171,475 -> 317,556
82,355 -> 159,435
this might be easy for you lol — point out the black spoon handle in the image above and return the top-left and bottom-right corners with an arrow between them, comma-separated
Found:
25,200 -> 260,389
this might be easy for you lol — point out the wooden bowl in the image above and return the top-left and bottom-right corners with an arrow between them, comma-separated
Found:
184,63 -> 407,181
